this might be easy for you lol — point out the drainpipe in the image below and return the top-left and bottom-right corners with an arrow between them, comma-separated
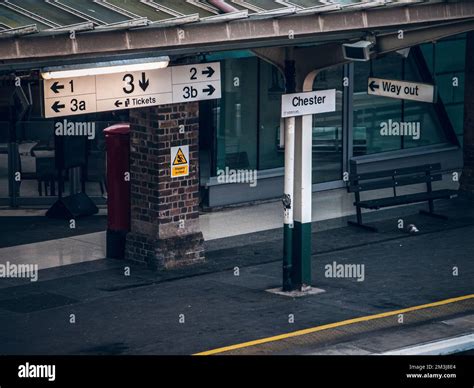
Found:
207,0 -> 239,13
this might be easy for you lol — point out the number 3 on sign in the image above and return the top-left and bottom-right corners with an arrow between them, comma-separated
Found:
71,98 -> 86,112
123,74 -> 134,94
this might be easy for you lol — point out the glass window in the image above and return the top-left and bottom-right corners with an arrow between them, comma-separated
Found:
16,120 -> 57,198
0,116 -> 10,199
258,60 -> 284,170
14,118 -> 110,199
353,50 -> 449,156
2,74 -> 125,202
421,35 -> 466,144
402,57 -> 447,149
353,54 -> 403,155
312,65 -> 344,183
215,57 -> 258,172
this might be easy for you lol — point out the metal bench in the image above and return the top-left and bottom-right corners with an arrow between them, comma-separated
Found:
347,163 -> 458,232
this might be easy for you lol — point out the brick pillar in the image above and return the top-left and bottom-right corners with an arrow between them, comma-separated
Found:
125,102 -> 205,269
460,31 -> 474,196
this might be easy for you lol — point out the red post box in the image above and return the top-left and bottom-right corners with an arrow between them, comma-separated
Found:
104,123 -> 130,259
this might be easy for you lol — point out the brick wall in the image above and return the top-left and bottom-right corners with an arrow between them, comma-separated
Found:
461,31 -> 474,196
125,102 -> 205,269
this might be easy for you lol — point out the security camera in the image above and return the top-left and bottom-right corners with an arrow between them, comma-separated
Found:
342,40 -> 375,62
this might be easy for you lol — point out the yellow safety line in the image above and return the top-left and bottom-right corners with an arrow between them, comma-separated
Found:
194,294 -> 474,355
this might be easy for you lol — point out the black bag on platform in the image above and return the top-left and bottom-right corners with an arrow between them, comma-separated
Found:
46,192 -> 98,219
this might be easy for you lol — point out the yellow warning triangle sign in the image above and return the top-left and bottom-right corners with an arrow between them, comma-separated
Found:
173,147 -> 188,166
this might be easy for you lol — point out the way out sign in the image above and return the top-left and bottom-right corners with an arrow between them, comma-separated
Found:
368,77 -> 436,103
171,145 -> 189,178
281,89 -> 336,118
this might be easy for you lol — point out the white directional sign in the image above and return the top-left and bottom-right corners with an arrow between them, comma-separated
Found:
171,62 -> 221,104
96,68 -> 172,100
172,81 -> 221,104
171,63 -> 221,84
43,62 -> 221,118
281,89 -> 336,118
94,68 -> 174,112
368,77 -> 436,103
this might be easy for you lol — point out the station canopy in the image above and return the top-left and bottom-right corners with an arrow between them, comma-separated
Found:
0,0 -> 474,69
0,1 -> 430,31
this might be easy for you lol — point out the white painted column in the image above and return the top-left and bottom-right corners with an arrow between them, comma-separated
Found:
293,113 -> 313,288
282,116 -> 295,290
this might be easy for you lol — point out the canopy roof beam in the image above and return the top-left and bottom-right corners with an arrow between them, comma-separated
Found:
2,1 -> 474,63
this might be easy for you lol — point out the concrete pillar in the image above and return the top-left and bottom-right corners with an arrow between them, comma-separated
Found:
460,31 -> 474,196
125,102 -> 205,269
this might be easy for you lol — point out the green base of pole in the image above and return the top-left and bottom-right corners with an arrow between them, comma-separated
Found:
292,221 -> 312,289
282,223 -> 293,291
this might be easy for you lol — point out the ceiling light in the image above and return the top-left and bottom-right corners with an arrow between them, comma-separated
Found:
41,57 -> 170,80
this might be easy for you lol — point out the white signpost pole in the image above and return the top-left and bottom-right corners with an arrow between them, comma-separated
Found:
282,116 -> 295,291
293,113 -> 313,289
281,88 -> 336,290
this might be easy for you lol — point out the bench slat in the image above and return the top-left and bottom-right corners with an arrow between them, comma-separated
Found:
348,173 -> 442,192
355,189 -> 458,209
349,163 -> 442,183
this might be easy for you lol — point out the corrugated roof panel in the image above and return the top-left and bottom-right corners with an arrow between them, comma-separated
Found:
106,0 -> 169,21
0,5 -> 51,29
8,0 -> 86,26
226,1 -> 254,12
331,0 -> 362,3
149,0 -> 216,17
287,0 -> 327,7
241,0 -> 288,10
58,0 -> 132,24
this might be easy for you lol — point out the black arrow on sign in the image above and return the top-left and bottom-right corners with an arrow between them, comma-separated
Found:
114,100 -> 122,108
51,101 -> 65,113
203,85 -> 215,96
369,80 -> 380,92
138,72 -> 149,91
50,81 -> 64,94
202,66 -> 215,78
